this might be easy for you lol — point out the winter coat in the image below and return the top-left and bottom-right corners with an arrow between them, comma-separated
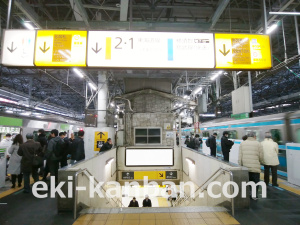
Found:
208,135 -> 217,152
0,138 -> 13,157
194,138 -> 202,149
70,137 -> 85,161
37,133 -> 47,151
17,140 -> 42,173
238,137 -> 264,173
46,136 -> 63,161
143,199 -> 152,207
261,138 -> 279,166
100,142 -> 113,152
7,144 -> 22,174
128,200 -> 139,207
221,136 -> 234,153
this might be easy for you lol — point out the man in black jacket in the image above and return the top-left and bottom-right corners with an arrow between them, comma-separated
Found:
208,133 -> 217,157
128,197 -> 139,207
100,138 -> 113,152
142,195 -> 152,207
221,131 -> 234,162
18,133 -> 42,193
70,130 -> 85,164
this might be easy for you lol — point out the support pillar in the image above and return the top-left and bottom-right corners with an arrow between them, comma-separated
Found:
248,71 -> 253,112
97,71 -> 107,127
262,0 -> 268,34
294,11 -> 300,66
6,0 -> 14,29
232,71 -> 238,90
178,116 -> 182,147
216,76 -> 220,99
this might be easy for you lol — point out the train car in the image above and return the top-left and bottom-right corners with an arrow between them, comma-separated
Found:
181,110 -> 300,175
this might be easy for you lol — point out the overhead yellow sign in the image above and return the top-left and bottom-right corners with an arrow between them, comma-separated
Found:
94,131 -> 108,151
215,33 -> 272,69
34,30 -> 87,66
134,171 -> 166,180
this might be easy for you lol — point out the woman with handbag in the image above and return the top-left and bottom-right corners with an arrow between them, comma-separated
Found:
7,134 -> 23,188
17,133 -> 43,193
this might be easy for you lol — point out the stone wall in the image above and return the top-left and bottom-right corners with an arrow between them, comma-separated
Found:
124,93 -> 174,146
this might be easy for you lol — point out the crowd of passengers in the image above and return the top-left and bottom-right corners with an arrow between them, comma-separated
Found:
0,129 -> 113,193
184,131 -> 280,200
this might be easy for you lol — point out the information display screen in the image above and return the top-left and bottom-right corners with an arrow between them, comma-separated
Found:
125,148 -> 173,166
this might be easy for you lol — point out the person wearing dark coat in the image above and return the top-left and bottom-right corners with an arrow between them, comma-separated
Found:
208,133 -> 217,157
17,133 -> 42,193
100,138 -> 113,152
37,129 -> 47,176
221,131 -> 234,162
143,195 -> 152,207
70,130 -> 85,164
128,197 -> 139,207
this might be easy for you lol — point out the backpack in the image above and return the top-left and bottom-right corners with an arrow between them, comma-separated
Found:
187,138 -> 195,149
53,140 -> 64,158
205,138 -> 210,147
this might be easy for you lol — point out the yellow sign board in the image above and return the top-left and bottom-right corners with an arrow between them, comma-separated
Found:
215,33 -> 272,69
134,171 -> 166,180
34,30 -> 87,66
94,131 -> 108,151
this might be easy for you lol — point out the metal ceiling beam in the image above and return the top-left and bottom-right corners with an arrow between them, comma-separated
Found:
14,0 -> 42,28
120,0 -> 129,21
209,0 -> 230,30
69,0 -> 90,28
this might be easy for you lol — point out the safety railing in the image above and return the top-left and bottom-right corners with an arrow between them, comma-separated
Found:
173,167 -> 235,216
74,168 -> 124,219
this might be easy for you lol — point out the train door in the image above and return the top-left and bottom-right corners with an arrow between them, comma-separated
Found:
244,128 -> 262,141
296,128 -> 300,143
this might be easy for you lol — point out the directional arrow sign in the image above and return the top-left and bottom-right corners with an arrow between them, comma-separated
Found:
39,42 -> 50,53
159,173 -> 163,177
97,132 -> 106,139
94,131 -> 108,151
219,44 -> 230,56
92,42 -> 102,53
7,42 -> 17,53
1,30 -> 36,66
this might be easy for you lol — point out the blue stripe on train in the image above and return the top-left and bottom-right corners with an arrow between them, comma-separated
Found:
287,146 -> 300,151
231,120 -> 284,128
291,118 -> 300,124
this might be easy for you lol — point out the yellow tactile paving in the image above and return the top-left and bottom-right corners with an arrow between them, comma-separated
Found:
0,177 -> 34,199
188,218 -> 207,225
170,213 -> 186,218
185,212 -> 202,219
72,212 -> 241,225
157,197 -> 170,207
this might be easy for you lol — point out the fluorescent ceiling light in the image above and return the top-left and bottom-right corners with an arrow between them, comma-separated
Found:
266,23 -> 278,34
199,114 -> 216,117
23,22 -> 35,30
211,71 -> 223,80
88,82 -> 97,91
73,68 -> 84,78
20,112 -> 31,116
194,87 -> 202,95
6,110 -> 13,113
237,71 -> 242,75
0,97 -> 18,104
110,102 -> 115,107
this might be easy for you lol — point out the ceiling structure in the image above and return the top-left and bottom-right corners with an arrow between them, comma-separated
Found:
0,0 -> 300,124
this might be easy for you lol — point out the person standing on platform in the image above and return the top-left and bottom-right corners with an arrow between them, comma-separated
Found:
194,134 -> 202,151
58,132 -> 68,168
0,133 -> 13,181
17,133 -> 42,193
221,131 -> 234,162
206,133 -> 217,157
7,134 -> 23,188
100,138 -> 113,152
261,132 -> 279,187
143,195 -> 152,207
70,130 -> 85,164
238,132 -> 264,200
46,129 -> 62,185
37,129 -> 47,177
128,197 -> 139,207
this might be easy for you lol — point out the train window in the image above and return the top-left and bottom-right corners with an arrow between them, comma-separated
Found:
270,129 -> 283,144
245,129 -> 261,141
135,128 -> 161,145
296,129 -> 300,143
228,130 -> 238,139
202,131 -> 210,137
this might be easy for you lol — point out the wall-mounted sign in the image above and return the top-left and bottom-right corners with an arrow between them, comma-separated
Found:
215,33 -> 272,69
34,30 -> 87,66
166,171 -> 177,179
122,172 -> 134,180
134,171 -> 166,180
94,131 -> 108,151
87,31 -> 215,69
1,30 -> 36,66
164,123 -> 171,130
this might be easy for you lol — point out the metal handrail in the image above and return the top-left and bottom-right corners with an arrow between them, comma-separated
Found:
173,167 -> 235,216
74,168 -> 124,219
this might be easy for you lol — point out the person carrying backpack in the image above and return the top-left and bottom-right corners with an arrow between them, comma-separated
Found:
194,134 -> 202,150
70,130 -> 85,164
45,129 -> 64,185
206,133 -> 217,157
